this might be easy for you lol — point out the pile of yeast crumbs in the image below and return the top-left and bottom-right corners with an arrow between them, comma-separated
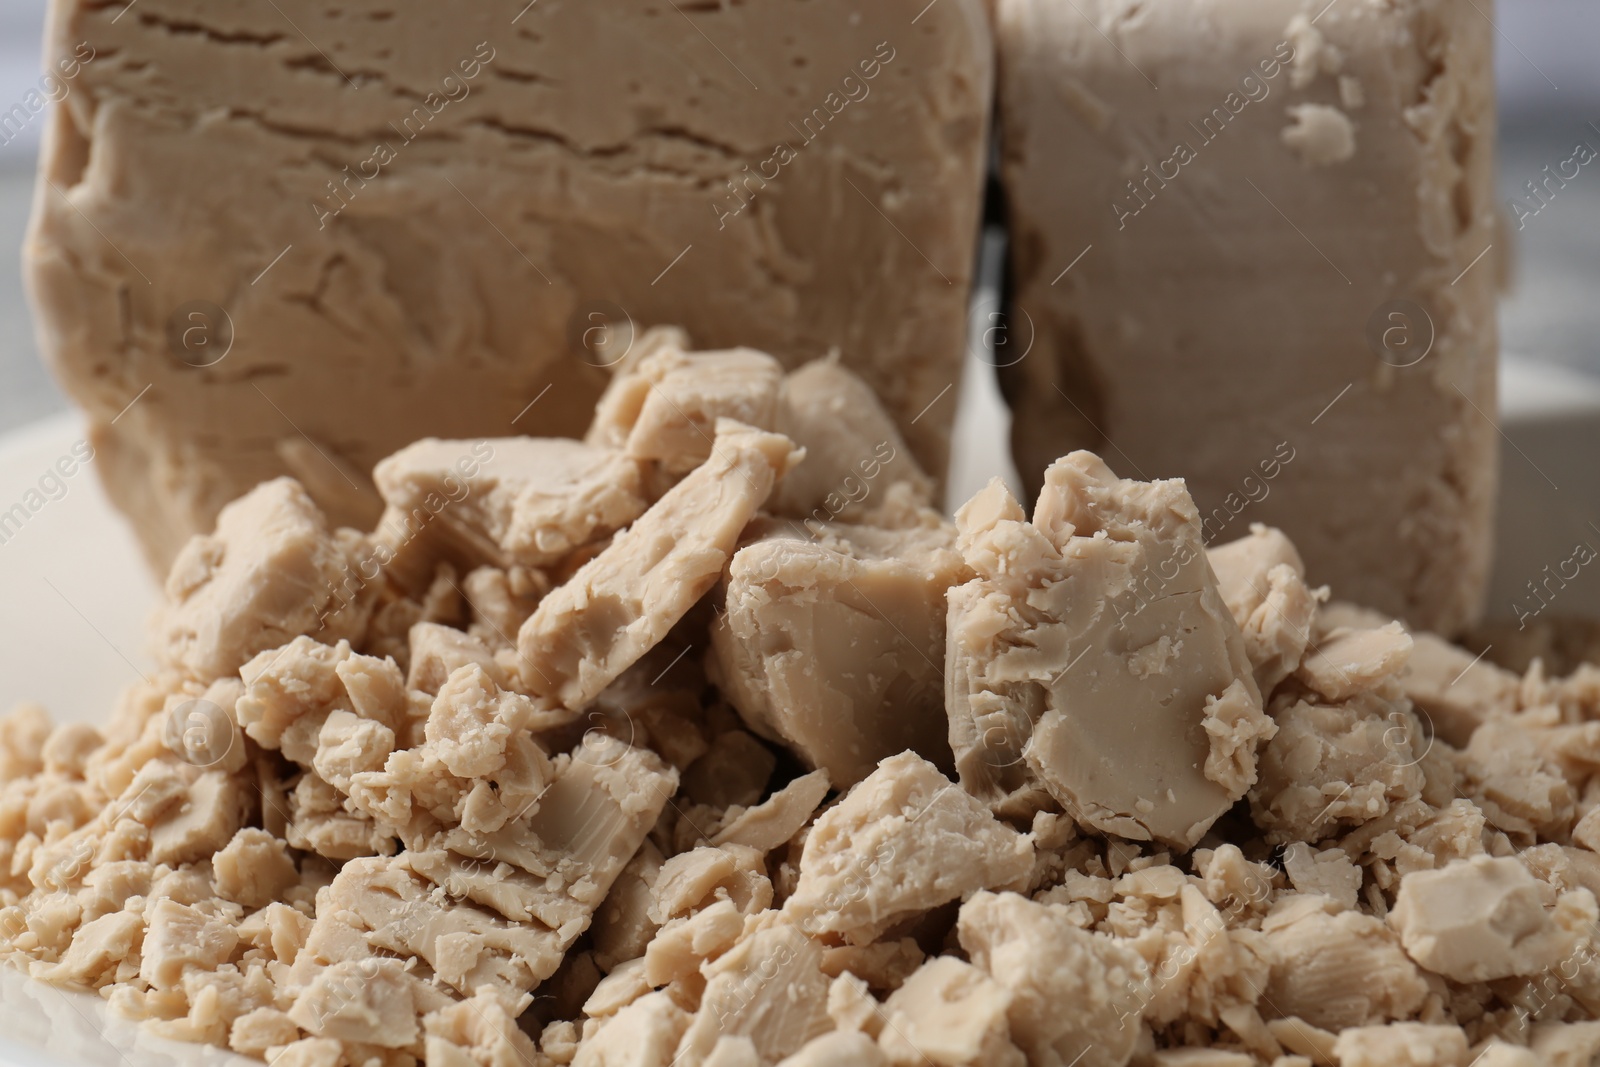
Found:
4,333 -> 1600,1067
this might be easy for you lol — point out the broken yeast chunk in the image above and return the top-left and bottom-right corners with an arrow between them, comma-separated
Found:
156,479 -> 367,684
1389,855 -> 1597,983
673,913 -> 834,1065
947,455 -> 1268,847
712,516 -> 966,787
373,437 -> 646,569
877,956 -> 1025,1067
771,358 -> 935,521
585,343 -> 784,477
958,891 -> 1150,1067
785,752 -> 1032,945
1206,524 -> 1322,694
517,420 -> 799,710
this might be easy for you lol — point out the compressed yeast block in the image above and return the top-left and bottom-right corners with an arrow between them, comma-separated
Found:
993,0 -> 1498,633
711,514 -> 968,788
30,0 -> 992,570
947,454 -> 1268,848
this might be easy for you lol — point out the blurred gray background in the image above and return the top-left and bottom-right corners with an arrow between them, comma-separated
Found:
0,2 -> 1596,434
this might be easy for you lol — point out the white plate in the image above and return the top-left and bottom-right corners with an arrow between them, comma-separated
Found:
0,966 -> 250,1067
0,355 -> 1597,1066
0,413 -> 159,726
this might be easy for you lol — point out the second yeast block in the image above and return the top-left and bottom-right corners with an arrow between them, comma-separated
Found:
994,0 -> 1498,633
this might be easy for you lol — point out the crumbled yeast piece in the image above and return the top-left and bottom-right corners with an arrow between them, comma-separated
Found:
1280,843 -> 1361,910
827,972 -> 883,1035
647,844 -> 772,926
1389,855 -> 1597,982
1112,877 -> 1275,1031
518,420 -> 800,710
589,841 -> 666,974
1201,679 -> 1279,798
1330,1023 -> 1470,1067
1331,601 -> 1523,748
1206,524 -> 1322,694
770,357 -> 934,521
643,898 -> 746,989
237,637 -> 403,761
711,770 -> 831,853
784,752 -> 1032,944
877,956 -> 1025,1067
288,957 -> 445,1049
422,988 -> 545,1067
674,912 -> 834,1064
296,854 -> 565,1003
156,479 -> 369,683
374,437 -> 647,569
1296,621 -> 1414,703
1249,685 -> 1426,844
1259,896 -> 1428,1030
38,910 -> 144,987
461,564 -> 548,647
583,957 -> 651,1019
778,1032 -> 888,1067
407,621 -> 517,697
958,891 -> 1150,1067
711,515 -> 967,787
585,340 -> 933,521
139,898 -> 239,991
414,734 -> 679,925
572,991 -> 688,1065
1461,717 -> 1578,839
212,828 -> 299,909
229,1008 -> 300,1056
363,661 -> 555,842
947,456 -> 1266,847
286,772 -> 392,862
585,342 -> 785,478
